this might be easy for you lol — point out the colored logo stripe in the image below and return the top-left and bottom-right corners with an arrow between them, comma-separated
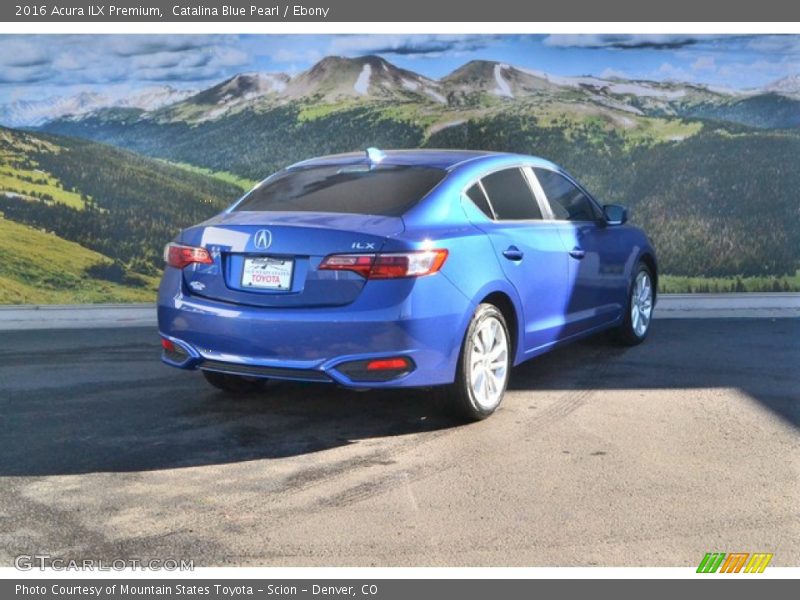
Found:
697,552 -> 773,573
720,553 -> 749,573
697,553 -> 726,573
744,553 -> 773,573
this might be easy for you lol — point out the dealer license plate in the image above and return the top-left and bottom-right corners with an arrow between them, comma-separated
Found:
241,257 -> 293,290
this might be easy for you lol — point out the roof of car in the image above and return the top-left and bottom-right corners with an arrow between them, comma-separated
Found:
287,149 -> 533,171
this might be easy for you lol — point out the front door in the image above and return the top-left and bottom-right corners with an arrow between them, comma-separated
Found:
531,167 -> 628,336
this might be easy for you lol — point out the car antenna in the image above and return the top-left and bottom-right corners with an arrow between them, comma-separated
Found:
365,147 -> 385,166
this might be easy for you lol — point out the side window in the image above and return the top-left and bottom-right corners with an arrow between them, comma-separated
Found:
480,168 -> 542,220
465,183 -> 494,219
534,168 -> 600,222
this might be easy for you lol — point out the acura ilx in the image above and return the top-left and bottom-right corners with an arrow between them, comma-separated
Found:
158,149 -> 657,420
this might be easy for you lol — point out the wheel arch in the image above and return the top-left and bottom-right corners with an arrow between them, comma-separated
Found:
478,290 -> 522,366
638,252 -> 658,303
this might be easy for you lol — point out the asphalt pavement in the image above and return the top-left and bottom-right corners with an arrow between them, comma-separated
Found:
0,319 -> 797,566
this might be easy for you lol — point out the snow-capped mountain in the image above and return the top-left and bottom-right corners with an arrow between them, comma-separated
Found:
116,85 -> 196,111
4,56 -> 798,129
765,74 -> 800,97
150,72 -> 291,122
442,60 -> 562,100
282,55 -> 446,103
186,72 -> 290,106
0,92 -> 109,128
0,86 -> 194,127
143,56 -> 736,124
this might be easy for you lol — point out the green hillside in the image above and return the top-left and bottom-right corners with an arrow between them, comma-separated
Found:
0,126 -> 244,277
42,104 -> 428,181
40,97 -> 707,182
679,93 -> 800,129
0,126 -> 246,303
0,128 -> 88,209
0,216 -> 158,304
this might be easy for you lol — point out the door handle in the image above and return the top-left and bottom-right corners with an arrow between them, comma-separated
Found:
569,247 -> 586,259
502,246 -> 524,261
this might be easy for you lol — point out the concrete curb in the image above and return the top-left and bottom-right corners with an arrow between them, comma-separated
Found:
654,292 -> 800,319
0,293 -> 798,330
0,303 -> 156,330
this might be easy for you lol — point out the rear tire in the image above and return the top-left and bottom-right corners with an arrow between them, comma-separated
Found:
442,303 -> 511,421
613,262 -> 655,346
202,370 -> 266,393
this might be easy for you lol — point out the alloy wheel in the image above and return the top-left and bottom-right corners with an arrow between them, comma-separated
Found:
468,315 -> 509,410
631,270 -> 653,337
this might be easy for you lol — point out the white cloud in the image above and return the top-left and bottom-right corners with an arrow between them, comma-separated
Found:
52,53 -> 82,71
0,38 -> 49,67
717,59 -> 792,80
0,35 -> 251,88
270,48 -> 322,64
212,46 -> 249,67
744,35 -> 800,55
543,34 -> 723,50
0,65 -> 52,84
656,62 -> 696,81
327,34 -> 498,57
600,68 -> 630,79
0,38 -> 53,83
106,36 -> 222,57
691,56 -> 716,71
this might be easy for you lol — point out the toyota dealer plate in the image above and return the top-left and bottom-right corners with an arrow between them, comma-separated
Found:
241,257 -> 293,290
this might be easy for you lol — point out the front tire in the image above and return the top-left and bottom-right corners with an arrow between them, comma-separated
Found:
444,303 -> 511,421
614,262 -> 655,346
202,370 -> 266,393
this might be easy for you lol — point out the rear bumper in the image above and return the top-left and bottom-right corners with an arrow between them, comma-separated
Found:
157,268 -> 472,388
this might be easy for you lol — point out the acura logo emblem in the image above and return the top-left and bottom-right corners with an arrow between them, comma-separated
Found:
253,229 -> 272,250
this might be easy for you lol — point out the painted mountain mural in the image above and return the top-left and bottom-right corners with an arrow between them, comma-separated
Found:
1,55 -> 799,302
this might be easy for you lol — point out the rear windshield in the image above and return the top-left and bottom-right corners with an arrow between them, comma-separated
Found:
234,164 -> 447,216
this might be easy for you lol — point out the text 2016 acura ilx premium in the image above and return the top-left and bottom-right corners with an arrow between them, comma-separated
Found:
158,149 -> 657,420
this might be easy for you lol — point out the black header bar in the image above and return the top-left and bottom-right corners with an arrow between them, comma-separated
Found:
2,0 -> 800,22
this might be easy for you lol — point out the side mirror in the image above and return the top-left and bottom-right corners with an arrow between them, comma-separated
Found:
603,204 -> 628,226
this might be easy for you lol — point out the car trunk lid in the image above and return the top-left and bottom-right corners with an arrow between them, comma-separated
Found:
180,211 -> 404,308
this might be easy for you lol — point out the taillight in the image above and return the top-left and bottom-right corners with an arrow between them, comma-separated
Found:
319,250 -> 448,279
317,254 -> 374,278
164,243 -> 213,269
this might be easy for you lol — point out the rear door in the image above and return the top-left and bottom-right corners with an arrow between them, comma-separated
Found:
466,167 -> 572,354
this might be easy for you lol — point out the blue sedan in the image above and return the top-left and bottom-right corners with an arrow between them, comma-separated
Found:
158,149 -> 657,420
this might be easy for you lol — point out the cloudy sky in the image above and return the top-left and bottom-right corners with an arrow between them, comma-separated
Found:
1,34 -> 798,103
